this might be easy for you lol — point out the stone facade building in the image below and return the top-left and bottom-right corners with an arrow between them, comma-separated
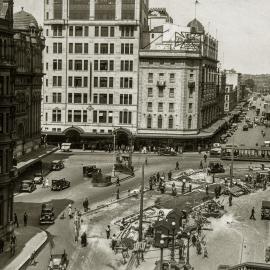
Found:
13,9 -> 45,158
0,0 -> 15,239
42,0 -> 149,147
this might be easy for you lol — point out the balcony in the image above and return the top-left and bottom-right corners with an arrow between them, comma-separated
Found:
157,80 -> 166,88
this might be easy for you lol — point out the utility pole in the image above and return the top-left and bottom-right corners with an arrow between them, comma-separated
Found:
112,131 -> 116,177
230,135 -> 234,187
138,164 -> 144,242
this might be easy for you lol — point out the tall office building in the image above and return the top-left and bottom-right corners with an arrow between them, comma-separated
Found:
0,0 -> 15,239
42,0 -> 149,147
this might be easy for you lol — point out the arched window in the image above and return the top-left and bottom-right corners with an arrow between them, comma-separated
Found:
168,115 -> 173,129
147,115 -> 152,128
188,116 -> 192,129
158,115 -> 162,129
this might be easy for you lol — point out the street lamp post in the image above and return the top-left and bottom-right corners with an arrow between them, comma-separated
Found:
111,131 -> 116,178
171,221 -> 176,262
186,232 -> 191,266
160,239 -> 165,270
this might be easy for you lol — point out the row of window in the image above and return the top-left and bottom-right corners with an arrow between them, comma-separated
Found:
148,73 -> 176,83
68,76 -> 88,87
68,60 -> 88,71
50,42 -> 134,56
0,113 -> 10,134
146,115 -> 193,129
147,102 -> 176,113
93,77 -> 133,88
93,93 -> 113,105
0,149 -> 11,175
69,26 -> 89,37
95,26 -> 115,37
147,88 -> 194,98
0,76 -> 10,96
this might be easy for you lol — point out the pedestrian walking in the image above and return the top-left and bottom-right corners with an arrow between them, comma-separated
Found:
149,178 -> 153,190
176,161 -> 179,170
191,235 -> 197,246
168,171 -> 172,181
203,153 -> 207,163
68,204 -> 72,219
106,225 -> 111,239
14,213 -> 19,228
189,183 -> 192,193
116,188 -> 120,200
250,207 -> 256,220
156,172 -> 160,182
199,160 -> 203,169
116,177 -> 120,186
145,157 -> 148,165
229,193 -> 233,207
203,245 -> 208,258
23,212 -> 28,226
0,237 -> 4,253
111,234 -> 117,251
10,234 -> 16,256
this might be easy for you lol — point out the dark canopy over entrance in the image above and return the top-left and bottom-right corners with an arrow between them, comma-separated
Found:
114,128 -> 133,147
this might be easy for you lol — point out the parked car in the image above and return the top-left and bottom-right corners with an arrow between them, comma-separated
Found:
208,161 -> 225,174
20,180 -> 36,193
51,160 -> 64,171
83,165 -> 98,177
261,201 -> 270,220
61,143 -> 71,152
210,147 -> 221,157
40,203 -> 55,225
51,178 -> 70,191
33,173 -> 43,184
158,149 -> 177,156
48,251 -> 68,270
242,124 -> 248,131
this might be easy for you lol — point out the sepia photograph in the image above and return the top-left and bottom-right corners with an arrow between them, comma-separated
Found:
0,0 -> 269,269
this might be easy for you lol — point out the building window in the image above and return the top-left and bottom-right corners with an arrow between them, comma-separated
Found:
169,103 -> 174,112
120,94 -> 132,105
168,115 -> 173,129
0,114 -> 3,133
53,0 -> 63,19
84,60 -> 88,70
109,94 -> 113,104
95,26 -> 99,37
100,77 -> 107,88
99,94 -> 107,104
68,60 -> 73,70
148,73 -> 153,83
74,60 -> 82,70
74,93 -> 82,103
148,88 -> 153,97
188,116 -> 192,129
147,115 -> 152,128
169,88 -> 174,98
158,115 -> 162,129
100,60 -> 108,71
68,76 -> 73,87
83,110 -> 87,122
69,0 -> 90,20
93,94 -> 98,104
95,0 -> 116,20
121,43 -> 133,54
84,26 -> 89,36
120,26 -> 134,37
110,27 -> 115,37
53,76 -> 62,86
84,77 -> 88,87
120,77 -> 133,88
52,25 -> 62,36
109,60 -> 114,71
84,43 -> 88,53
147,102 -> 152,112
74,77 -> 82,87
52,109 -> 61,122
158,102 -> 163,112
68,110 -> 72,122
94,77 -> 98,87
74,110 -> 82,122
94,43 -> 99,54
119,111 -> 132,124
99,111 -> 107,123
69,43 -> 73,53
110,44 -> 114,54
69,26 -> 73,36
189,86 -> 194,98
169,73 -> 175,83
158,89 -> 163,97
75,43 -> 83,54
101,26 -> 109,37
52,93 -> 61,103
122,0 -> 135,20
108,111 -> 113,123
120,60 -> 133,71
100,43 -> 108,54
188,103 -> 193,113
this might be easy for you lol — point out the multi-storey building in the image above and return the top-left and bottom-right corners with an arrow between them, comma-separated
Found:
42,0 -> 149,148
137,17 -> 220,150
0,0 -> 15,239
13,9 -> 45,158
224,69 -> 239,113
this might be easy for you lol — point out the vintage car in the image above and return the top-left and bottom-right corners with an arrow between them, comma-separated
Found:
51,160 -> 64,171
20,180 -> 36,193
48,252 -> 68,270
158,149 -> 177,156
33,173 -> 43,184
51,178 -> 70,191
208,161 -> 225,174
242,124 -> 248,131
210,147 -> 221,157
61,143 -> 71,152
40,203 -> 55,225
261,201 -> 270,220
83,165 -> 98,177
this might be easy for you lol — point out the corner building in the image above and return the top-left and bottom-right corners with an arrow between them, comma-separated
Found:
0,0 -> 15,239
42,0 -> 149,147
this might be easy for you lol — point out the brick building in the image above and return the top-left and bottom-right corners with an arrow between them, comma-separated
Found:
0,0 -> 15,239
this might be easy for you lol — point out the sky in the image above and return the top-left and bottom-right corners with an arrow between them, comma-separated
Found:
13,0 -> 270,75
